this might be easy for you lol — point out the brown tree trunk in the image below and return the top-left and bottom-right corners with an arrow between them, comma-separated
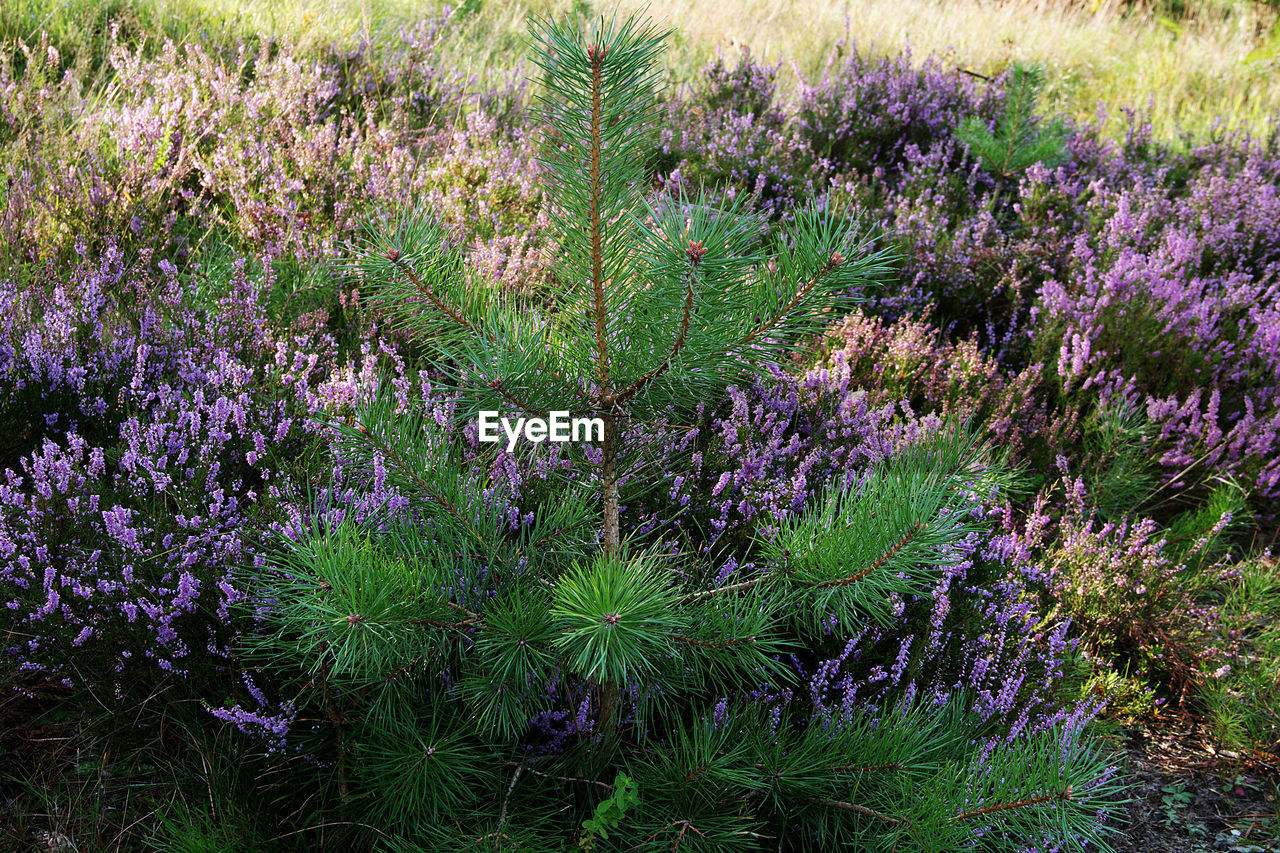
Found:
601,410 -> 619,558
596,409 -> 621,760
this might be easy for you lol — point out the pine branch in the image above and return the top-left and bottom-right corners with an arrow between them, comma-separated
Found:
487,377 -> 553,418
319,653 -> 351,802
390,254 -> 481,337
445,599 -> 481,622
816,521 -> 925,588
588,45 -> 610,397
407,617 -> 476,631
740,255 -> 840,347
681,577 -> 768,603
807,797 -> 905,826
669,633 -> 758,648
642,819 -> 708,852
681,763 -> 712,786
614,248 -> 700,407
792,763 -> 904,774
1000,72 -> 1030,175
511,762 -> 616,790
355,422 -> 492,551
376,657 -> 422,687
495,758 -> 526,842
953,786 -> 1074,821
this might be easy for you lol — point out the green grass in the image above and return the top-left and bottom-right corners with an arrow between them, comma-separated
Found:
1203,555 -> 1280,756
0,685 -> 282,853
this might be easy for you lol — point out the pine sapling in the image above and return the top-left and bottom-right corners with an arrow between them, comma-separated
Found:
957,61 -> 1067,179
234,14 -> 1126,851
349,13 -> 893,560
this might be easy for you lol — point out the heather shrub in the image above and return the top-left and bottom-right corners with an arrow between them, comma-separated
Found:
0,16 -> 478,268
637,372 -> 924,555
657,48 -> 817,219
418,109 -> 553,289
314,14 -> 464,126
1018,473 -> 1248,708
99,35 -> 398,261
695,46 -> 780,118
845,147 -> 1025,346
0,241 -> 340,695
794,43 -> 1002,184
659,42 -> 1008,222
809,310 -> 1068,469
0,36 -> 193,267
1038,160 -> 1280,498
838,86 -> 1280,502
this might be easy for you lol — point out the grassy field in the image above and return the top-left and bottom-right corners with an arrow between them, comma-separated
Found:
622,0 -> 1280,138
3,0 -> 1279,139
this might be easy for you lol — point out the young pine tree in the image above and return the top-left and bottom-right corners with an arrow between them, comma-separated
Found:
351,17 -> 892,557
239,14 -> 1123,852
956,62 -> 1067,179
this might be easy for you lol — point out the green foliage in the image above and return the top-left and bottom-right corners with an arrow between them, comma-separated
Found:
247,525 -> 441,684
462,586 -> 561,739
349,14 -> 893,453
1159,781 -> 1194,825
1045,441 -> 1256,729
351,698 -> 493,829
237,408 -> 1131,848
147,803 -> 254,853
620,698 -> 1124,853
580,772 -> 639,846
1079,400 -> 1162,521
1202,556 -> 1280,753
552,555 -> 684,686
1084,667 -> 1159,720
764,428 -> 994,633
957,62 -> 1068,178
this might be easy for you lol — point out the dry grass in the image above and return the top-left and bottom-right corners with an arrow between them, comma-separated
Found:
5,0 -> 1279,139
596,0 -> 1280,139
